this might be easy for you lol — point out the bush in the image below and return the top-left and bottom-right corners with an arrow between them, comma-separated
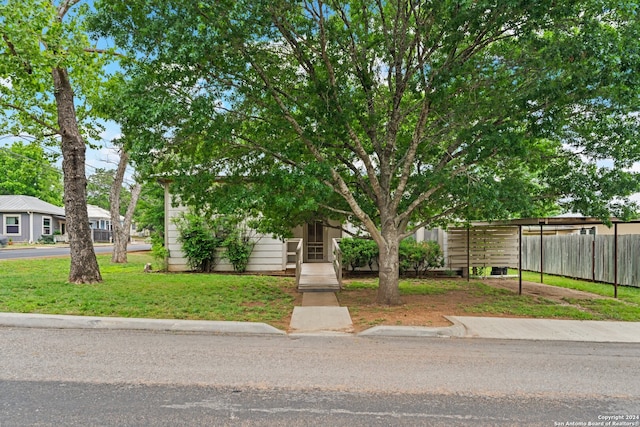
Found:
175,212 -> 259,273
339,238 -> 378,272
175,213 -> 223,272
399,239 -> 444,277
150,232 -> 169,271
222,226 -> 257,273
37,235 -> 55,244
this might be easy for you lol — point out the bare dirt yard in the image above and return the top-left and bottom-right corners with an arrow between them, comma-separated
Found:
333,277 -> 610,332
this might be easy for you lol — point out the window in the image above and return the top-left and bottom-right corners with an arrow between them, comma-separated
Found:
42,217 -> 52,235
4,215 -> 20,235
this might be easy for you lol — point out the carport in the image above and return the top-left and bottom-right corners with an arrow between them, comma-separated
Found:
448,217 -> 640,298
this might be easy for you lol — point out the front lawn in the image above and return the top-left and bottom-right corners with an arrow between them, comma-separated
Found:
1,254 -> 639,332
0,253 -> 298,330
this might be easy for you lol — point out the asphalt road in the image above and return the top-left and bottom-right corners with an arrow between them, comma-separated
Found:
0,244 -> 151,259
1,328 -> 639,426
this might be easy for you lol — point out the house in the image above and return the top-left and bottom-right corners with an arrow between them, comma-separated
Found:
87,204 -> 114,243
87,204 -> 138,243
163,184 -> 343,272
0,195 -> 65,243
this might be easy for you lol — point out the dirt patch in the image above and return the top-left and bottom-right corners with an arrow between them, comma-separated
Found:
335,278 -> 612,332
481,278 -> 610,301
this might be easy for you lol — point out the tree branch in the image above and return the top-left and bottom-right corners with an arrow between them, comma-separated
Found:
57,0 -> 81,20
0,101 -> 60,134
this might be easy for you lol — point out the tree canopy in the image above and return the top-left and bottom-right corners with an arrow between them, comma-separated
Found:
1,0 -> 114,283
87,167 -> 132,215
0,141 -> 63,205
92,0 -> 640,303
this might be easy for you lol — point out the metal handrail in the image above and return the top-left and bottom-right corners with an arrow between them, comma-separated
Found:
332,238 -> 343,289
295,238 -> 303,287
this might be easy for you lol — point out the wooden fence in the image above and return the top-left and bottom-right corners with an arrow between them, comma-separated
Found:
448,227 -> 519,269
521,234 -> 640,288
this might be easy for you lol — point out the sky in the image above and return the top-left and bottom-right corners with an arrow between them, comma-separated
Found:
0,119 -> 135,187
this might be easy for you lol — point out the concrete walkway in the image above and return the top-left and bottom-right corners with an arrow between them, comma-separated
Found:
289,292 -> 354,335
297,263 -> 340,292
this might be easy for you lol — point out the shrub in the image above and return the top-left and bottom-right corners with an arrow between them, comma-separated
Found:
339,237 -> 379,272
222,225 -> 257,273
150,232 -> 169,271
175,212 -> 259,273
37,235 -> 55,244
399,239 -> 444,277
175,213 -> 224,272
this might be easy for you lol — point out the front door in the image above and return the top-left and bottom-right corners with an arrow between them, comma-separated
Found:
305,221 -> 325,262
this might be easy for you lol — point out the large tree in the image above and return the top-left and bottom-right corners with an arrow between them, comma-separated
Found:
0,141 -> 63,205
93,1 -> 640,303
109,149 -> 142,263
0,0 -> 112,283
86,159 -> 142,264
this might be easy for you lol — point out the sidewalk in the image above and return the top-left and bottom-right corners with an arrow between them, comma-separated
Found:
1,311 -> 639,343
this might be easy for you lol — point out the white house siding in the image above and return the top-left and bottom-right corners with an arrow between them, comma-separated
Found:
164,188 -> 287,272
214,236 -> 286,272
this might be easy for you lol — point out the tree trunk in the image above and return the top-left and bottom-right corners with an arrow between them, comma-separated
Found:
52,67 -> 102,283
376,223 -> 402,305
110,150 -> 142,263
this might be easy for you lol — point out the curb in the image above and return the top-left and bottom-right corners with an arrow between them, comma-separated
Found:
0,313 -> 286,336
358,318 -> 466,338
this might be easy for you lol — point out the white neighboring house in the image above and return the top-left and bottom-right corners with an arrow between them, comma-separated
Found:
87,204 -> 136,243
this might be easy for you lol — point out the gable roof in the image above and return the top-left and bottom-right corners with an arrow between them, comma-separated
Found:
88,204 -> 111,220
0,195 -> 65,216
87,204 -> 123,221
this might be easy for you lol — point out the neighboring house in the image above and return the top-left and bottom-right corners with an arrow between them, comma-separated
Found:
88,204 -> 114,243
521,213 -> 640,236
88,204 -> 136,243
0,195 -> 65,243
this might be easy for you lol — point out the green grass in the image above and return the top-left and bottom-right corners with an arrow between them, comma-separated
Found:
2,254 -> 639,327
343,275 -> 640,321
465,282 -> 598,320
345,277 -> 466,294
0,253 -> 296,327
515,270 -> 640,305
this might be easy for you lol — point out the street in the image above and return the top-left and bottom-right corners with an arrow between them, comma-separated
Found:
0,244 -> 151,260
1,328 -> 639,426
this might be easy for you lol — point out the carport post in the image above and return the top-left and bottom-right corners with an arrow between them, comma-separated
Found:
518,225 -> 522,295
539,222 -> 544,284
467,227 -> 470,282
614,222 -> 618,299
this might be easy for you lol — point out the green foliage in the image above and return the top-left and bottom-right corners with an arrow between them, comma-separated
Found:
175,213 -> 224,272
133,182 -> 165,235
0,142 -> 63,205
0,0 -> 112,143
223,231 -> 256,273
92,0 -> 640,300
149,232 -> 169,271
37,235 -> 55,245
399,239 -> 444,278
86,168 -> 133,216
339,238 -> 379,272
175,212 -> 259,273
92,0 -> 640,231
